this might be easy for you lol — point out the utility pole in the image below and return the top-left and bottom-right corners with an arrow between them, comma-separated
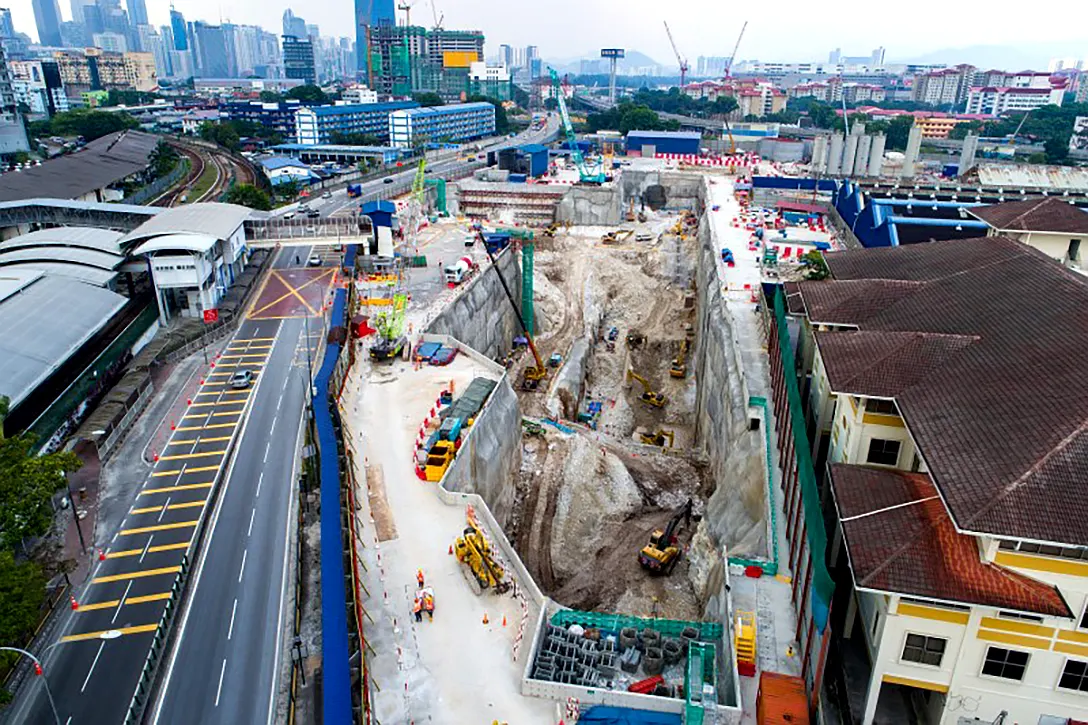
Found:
64,473 -> 86,554
0,647 -> 61,725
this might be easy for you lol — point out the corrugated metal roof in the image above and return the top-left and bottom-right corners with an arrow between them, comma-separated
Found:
0,131 -> 160,203
0,227 -> 126,254
394,102 -> 493,118
970,164 -> 1088,192
307,101 -> 418,117
0,246 -> 122,269
132,233 -> 219,255
0,261 -> 117,286
624,130 -> 703,141
120,203 -> 252,246
261,156 -> 309,171
0,271 -> 127,407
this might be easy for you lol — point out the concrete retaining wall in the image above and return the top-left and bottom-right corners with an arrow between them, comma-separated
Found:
620,169 -> 704,211
426,246 -> 522,360
555,184 -> 622,226
692,184 -> 768,560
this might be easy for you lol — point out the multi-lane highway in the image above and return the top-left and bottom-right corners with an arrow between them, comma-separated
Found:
8,247 -> 329,725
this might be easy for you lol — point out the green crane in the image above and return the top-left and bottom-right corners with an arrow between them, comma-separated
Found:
549,67 -> 606,185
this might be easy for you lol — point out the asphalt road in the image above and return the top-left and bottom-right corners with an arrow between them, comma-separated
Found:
7,247 -> 323,725
272,116 -> 562,221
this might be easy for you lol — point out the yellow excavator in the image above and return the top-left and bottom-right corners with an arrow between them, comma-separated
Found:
638,428 -> 675,447
670,339 -> 689,379
475,229 -> 547,390
454,520 -> 511,594
627,370 -> 666,408
639,499 -> 693,575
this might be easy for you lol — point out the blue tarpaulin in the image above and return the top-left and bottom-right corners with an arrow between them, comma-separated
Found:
577,706 -> 683,725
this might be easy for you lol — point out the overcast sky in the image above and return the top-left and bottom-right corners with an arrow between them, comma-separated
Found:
6,0 -> 1086,67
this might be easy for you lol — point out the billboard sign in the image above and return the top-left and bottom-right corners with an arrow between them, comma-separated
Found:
600,48 -> 625,59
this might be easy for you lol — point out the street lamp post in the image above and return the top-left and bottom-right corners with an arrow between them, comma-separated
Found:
63,473 -> 86,554
0,647 -> 61,725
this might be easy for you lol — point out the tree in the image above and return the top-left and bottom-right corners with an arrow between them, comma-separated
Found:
544,98 -> 558,111
225,184 -> 272,211
285,85 -> 327,105
48,109 -> 139,141
0,550 -> 47,671
198,122 -> 240,152
259,91 -> 283,103
466,94 -> 510,134
273,179 -> 301,199
148,141 -> 179,179
413,92 -> 445,107
948,121 -> 983,140
0,435 -> 80,550
800,251 -> 829,280
106,89 -> 160,107
885,115 -> 915,151
1044,136 -> 1069,164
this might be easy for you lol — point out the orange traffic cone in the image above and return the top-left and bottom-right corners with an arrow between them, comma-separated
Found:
448,544 -> 453,555
502,615 -> 507,627
482,612 -> 489,625
70,595 -> 79,611
98,548 -> 106,561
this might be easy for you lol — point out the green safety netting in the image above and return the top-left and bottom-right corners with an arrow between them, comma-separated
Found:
550,610 -> 723,641
773,288 -> 834,630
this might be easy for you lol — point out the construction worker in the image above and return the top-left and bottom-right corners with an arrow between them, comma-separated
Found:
422,588 -> 435,621
416,568 -> 425,588
412,592 -> 423,623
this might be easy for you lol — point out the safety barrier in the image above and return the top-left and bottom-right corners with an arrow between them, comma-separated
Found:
314,285 -> 354,724
548,610 -> 723,641
126,158 -> 190,206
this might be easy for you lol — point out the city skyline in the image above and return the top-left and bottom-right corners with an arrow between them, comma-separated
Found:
6,0 -> 1087,68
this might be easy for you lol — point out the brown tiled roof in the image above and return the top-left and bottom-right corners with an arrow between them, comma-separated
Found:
814,330 -> 978,398
968,197 -> 1088,234
783,281 -> 806,315
829,464 -> 1071,617
799,279 -> 922,326
800,236 -> 1088,546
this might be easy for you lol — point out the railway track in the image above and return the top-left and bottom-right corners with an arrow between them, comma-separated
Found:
151,140 -> 258,207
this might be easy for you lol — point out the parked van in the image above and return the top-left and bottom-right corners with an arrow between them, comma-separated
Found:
635,231 -> 653,242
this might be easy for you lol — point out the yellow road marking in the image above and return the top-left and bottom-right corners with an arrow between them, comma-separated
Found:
250,268 -> 334,318
196,389 -> 249,396
232,337 -> 275,342
226,344 -> 272,350
62,624 -> 159,642
151,465 -> 220,477
140,483 -> 213,496
106,542 -> 191,558
157,450 -> 226,461
187,400 -> 246,408
81,591 -> 175,611
175,423 -> 236,431
120,521 -> 199,536
131,500 -> 206,515
218,353 -> 269,359
93,565 -> 183,583
167,436 -> 232,446
76,600 -> 120,612
181,411 -> 240,420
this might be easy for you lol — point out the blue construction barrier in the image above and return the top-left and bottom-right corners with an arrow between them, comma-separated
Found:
315,255 -> 354,723
578,706 -> 683,725
751,176 -> 837,192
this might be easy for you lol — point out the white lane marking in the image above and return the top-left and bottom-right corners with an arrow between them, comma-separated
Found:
65,717 -> 72,725
111,580 -> 133,624
148,321 -> 285,725
238,550 -> 247,583
256,472 -> 263,497
157,497 -> 172,522
81,642 -> 106,693
263,441 -> 270,462
227,599 -> 238,640
139,534 -> 154,563
214,659 -> 227,707
271,414 -> 277,429
247,508 -> 256,537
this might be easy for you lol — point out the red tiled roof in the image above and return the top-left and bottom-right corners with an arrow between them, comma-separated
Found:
829,464 -> 1072,617
800,236 -> 1088,547
968,197 -> 1088,234
814,330 -> 978,398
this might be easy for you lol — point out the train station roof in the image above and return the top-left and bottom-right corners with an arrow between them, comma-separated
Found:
121,203 -> 253,247
0,268 -> 127,408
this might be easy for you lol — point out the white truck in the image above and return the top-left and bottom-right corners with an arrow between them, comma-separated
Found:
443,256 -> 477,285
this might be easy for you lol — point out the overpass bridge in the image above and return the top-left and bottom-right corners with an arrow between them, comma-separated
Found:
244,215 -> 374,247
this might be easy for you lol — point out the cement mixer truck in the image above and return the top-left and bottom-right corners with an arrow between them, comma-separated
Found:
443,256 -> 477,286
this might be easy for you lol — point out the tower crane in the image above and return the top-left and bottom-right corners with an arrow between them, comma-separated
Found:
429,0 -> 443,29
397,0 -> 422,26
663,21 -> 689,88
721,21 -> 748,156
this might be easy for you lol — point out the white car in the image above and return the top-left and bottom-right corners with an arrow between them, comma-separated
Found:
307,255 -> 322,267
283,211 -> 296,220
322,190 -> 332,199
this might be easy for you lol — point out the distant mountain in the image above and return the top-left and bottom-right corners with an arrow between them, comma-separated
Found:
895,43 -> 1083,71
543,49 -> 664,76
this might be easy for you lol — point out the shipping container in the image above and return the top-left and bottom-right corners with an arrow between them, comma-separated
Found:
756,672 -> 809,725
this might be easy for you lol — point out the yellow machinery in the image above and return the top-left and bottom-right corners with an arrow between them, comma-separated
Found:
627,370 -> 666,408
734,610 -> 757,673
454,518 -> 512,594
543,222 -> 559,238
638,428 -> 675,447
424,440 -> 456,481
601,229 -> 633,245
638,499 -> 692,574
670,340 -> 689,378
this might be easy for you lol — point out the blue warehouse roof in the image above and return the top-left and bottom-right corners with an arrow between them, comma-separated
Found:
261,156 -> 310,171
396,101 -> 494,117
308,101 -> 419,116
272,143 -> 401,155
520,144 -> 548,153
625,130 -> 703,141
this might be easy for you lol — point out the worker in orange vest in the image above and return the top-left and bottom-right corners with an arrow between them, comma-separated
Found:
416,568 -> 425,588
412,593 -> 423,623
422,588 -> 435,620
